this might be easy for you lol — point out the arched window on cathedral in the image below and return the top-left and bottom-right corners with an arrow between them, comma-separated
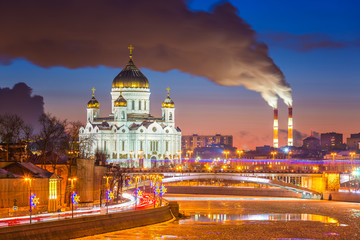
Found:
169,112 -> 173,121
132,100 -> 135,110
139,100 -> 142,110
121,111 -> 125,119
144,101 -> 147,110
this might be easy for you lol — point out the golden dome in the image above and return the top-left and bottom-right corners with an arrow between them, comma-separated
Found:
162,87 -> 175,108
87,88 -> 100,108
112,59 -> 149,89
114,94 -> 127,107
88,96 -> 100,108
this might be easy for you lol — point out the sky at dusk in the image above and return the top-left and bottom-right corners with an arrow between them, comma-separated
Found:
0,0 -> 360,150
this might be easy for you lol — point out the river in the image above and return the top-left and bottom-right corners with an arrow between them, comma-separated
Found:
76,194 -> 360,239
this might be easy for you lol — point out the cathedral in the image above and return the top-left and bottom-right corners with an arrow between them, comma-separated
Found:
79,46 -> 182,168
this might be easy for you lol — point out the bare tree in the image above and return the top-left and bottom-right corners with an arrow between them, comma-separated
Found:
95,149 -> 107,166
79,135 -> 96,159
37,113 -> 68,169
0,113 -> 25,161
20,124 -> 33,162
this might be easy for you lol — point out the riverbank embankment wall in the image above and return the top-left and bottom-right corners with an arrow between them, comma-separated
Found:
0,205 -> 174,240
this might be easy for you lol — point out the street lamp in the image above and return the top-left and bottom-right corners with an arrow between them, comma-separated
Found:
176,165 -> 182,172
186,150 -> 193,160
24,177 -> 32,224
68,177 -> 77,218
288,151 -> 292,161
186,150 -> 193,169
103,175 -> 112,214
223,151 -> 230,160
177,151 -> 182,165
135,175 -> 141,209
331,152 -> 337,162
271,151 -> 277,161
350,152 -> 356,167
236,150 -> 243,160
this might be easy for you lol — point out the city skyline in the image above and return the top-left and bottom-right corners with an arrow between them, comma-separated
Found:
1,0 -> 359,149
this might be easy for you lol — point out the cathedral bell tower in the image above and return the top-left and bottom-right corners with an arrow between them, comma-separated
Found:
114,89 -> 127,123
161,87 -> 175,127
87,88 -> 100,123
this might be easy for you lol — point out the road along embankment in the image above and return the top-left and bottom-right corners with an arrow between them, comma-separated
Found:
0,204 -> 175,240
166,186 -> 302,198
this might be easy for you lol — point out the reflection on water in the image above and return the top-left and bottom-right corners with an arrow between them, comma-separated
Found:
186,213 -> 338,224
75,195 -> 358,240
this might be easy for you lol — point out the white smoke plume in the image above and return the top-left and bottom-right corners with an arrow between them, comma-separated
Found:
0,0 -> 292,107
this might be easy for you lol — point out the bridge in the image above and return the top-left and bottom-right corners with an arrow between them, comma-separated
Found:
160,173 -> 321,198
113,169 -> 344,199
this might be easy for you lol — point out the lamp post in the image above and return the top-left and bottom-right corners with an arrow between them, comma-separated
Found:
24,177 -> 32,224
288,151 -> 292,161
186,150 -> 193,169
271,151 -> 277,161
187,150 -> 193,160
223,151 -> 230,160
236,150 -> 243,170
135,175 -> 141,209
331,152 -> 337,162
237,150 -> 243,160
68,177 -> 77,218
177,151 -> 182,165
350,152 -> 356,169
103,175 -> 112,214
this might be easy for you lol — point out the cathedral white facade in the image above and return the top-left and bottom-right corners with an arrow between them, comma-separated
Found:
79,47 -> 182,168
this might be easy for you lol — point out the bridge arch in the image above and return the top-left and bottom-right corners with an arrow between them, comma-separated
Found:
161,173 -> 321,198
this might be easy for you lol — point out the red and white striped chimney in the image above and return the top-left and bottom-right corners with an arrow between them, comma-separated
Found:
273,108 -> 279,148
288,107 -> 293,146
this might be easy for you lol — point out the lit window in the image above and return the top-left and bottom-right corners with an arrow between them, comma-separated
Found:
49,179 -> 57,199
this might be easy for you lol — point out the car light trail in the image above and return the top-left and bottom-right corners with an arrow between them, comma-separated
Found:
0,192 -> 154,227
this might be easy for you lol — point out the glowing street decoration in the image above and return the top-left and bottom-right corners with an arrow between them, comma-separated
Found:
135,188 -> 143,197
72,192 -> 80,205
30,194 -> 39,208
155,184 -> 167,197
107,190 -> 114,201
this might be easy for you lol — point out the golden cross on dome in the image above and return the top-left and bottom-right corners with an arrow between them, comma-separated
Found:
166,87 -> 170,96
91,87 -> 96,97
128,45 -> 134,59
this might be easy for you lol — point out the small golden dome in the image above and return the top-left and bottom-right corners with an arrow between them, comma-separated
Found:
162,87 -> 175,108
88,97 -> 100,108
87,88 -> 100,108
114,94 -> 127,107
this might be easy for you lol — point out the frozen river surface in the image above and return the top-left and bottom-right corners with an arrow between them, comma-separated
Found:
77,194 -> 360,239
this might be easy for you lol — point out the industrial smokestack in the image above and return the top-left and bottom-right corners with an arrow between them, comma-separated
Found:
288,107 -> 293,146
273,108 -> 279,148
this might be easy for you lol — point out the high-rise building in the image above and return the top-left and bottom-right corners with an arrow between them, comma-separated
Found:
182,134 -> 233,151
303,136 -> 320,150
320,132 -> 343,150
346,133 -> 360,150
